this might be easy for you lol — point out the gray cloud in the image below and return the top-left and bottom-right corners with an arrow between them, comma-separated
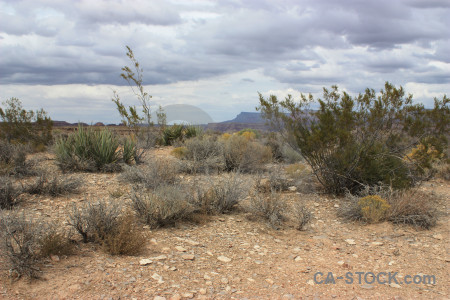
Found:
0,0 -> 449,122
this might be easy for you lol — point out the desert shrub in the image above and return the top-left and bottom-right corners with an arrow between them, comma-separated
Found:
102,212 -> 146,255
25,173 -> 82,197
388,191 -> 438,229
0,141 -> 37,177
0,212 -> 41,278
131,185 -> 194,228
192,172 -> 247,214
38,223 -> 74,258
258,83 -> 449,194
54,125 -> 123,172
180,136 -> 225,174
293,202 -> 312,231
281,145 -> 303,164
184,124 -> 203,139
67,200 -> 122,243
67,200 -> 145,255
171,146 -> 188,159
0,97 -> 53,147
247,190 -> 286,229
120,157 -> 179,189
358,195 -> 391,223
221,134 -> 272,172
0,176 -> 22,209
255,168 -> 292,193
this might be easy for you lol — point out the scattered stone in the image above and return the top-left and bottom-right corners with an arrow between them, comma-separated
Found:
169,295 -> 181,300
314,203 -> 320,207
432,234 -> 443,240
181,254 -> 195,260
389,261 -> 395,266
151,273 -> 164,283
139,259 -> 153,266
345,239 -> 356,245
307,280 -> 315,286
337,260 -> 345,266
288,186 -> 297,192
360,284 -> 374,289
204,274 -> 211,280
266,278 -> 274,284
217,255 -> 232,263
255,260 -> 264,264
371,242 -> 384,246
199,288 -> 207,295
50,255 -> 60,262
153,297 -> 166,300
334,204 -> 339,208
293,247 -> 301,252
175,246 -> 187,252
152,255 -> 168,261
221,277 -> 229,284
389,283 -> 401,288
181,292 -> 194,298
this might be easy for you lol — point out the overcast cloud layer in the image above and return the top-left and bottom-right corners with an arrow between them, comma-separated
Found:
1,0 -> 449,123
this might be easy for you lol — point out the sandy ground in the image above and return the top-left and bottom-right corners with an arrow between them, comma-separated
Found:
1,148 -> 449,300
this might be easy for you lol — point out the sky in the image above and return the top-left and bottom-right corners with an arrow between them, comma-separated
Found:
1,0 -> 449,124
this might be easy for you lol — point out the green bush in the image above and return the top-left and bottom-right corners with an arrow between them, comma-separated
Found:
54,125 -> 131,172
160,124 -> 202,146
258,83 -> 449,194
0,97 -> 53,147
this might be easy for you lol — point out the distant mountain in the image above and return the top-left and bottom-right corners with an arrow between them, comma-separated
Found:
221,112 -> 265,124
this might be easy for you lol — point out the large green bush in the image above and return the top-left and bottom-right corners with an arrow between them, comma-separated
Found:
258,82 -> 449,194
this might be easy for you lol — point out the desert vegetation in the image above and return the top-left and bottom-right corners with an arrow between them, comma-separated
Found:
0,63 -> 448,299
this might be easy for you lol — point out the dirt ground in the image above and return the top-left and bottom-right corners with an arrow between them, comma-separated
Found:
1,148 -> 449,300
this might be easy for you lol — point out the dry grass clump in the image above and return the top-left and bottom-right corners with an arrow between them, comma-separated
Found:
339,186 -> 439,229
222,134 -> 272,173
293,201 -> 312,231
0,141 -> 37,177
120,157 -> 179,189
180,136 -> 225,174
131,185 -> 194,228
37,223 -> 75,258
247,190 -> 286,229
25,172 -> 82,197
192,172 -> 247,214
67,200 -> 145,255
0,212 -> 41,278
0,176 -> 23,209
388,190 -> 438,229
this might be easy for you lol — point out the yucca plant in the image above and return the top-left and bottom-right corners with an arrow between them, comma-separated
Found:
161,124 -> 185,146
122,136 -> 137,165
55,124 -> 121,172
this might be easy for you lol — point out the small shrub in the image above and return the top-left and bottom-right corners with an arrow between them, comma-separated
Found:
193,173 -> 247,214
221,134 -> 272,172
388,191 -> 438,229
358,195 -> 391,223
102,212 -> 146,255
0,176 -> 22,209
120,157 -> 179,189
171,146 -> 188,159
0,141 -> 36,177
181,136 -> 225,174
38,224 -> 74,258
281,145 -> 303,164
247,190 -> 286,229
131,185 -> 194,228
67,200 -> 122,243
109,187 -> 125,199
293,202 -> 312,231
0,212 -> 41,278
161,124 -> 185,146
25,173 -> 82,197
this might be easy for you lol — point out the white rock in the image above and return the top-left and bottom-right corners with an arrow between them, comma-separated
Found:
389,283 -> 401,288
288,186 -> 297,192
217,255 -> 232,263
152,273 -> 164,283
337,260 -> 345,266
294,256 -> 302,262
181,254 -> 195,260
139,259 -> 153,266
153,296 -> 166,300
152,255 -> 168,261
345,239 -> 356,245
432,234 -> 443,240
371,242 -> 384,246
307,279 -> 315,286
175,246 -> 187,252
